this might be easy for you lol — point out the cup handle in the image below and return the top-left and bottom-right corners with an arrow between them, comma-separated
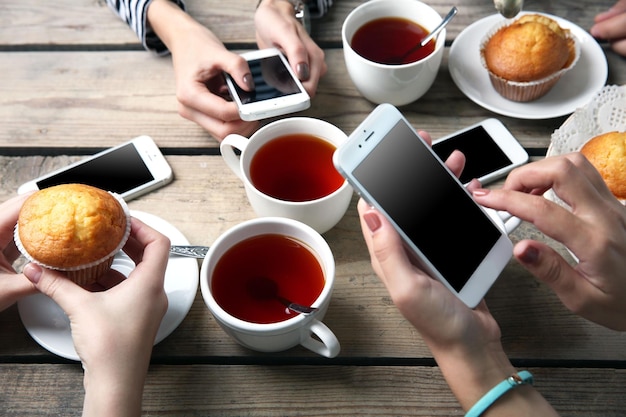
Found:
300,319 -> 340,358
220,134 -> 250,181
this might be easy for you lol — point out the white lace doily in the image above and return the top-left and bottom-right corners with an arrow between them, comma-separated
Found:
546,84 -> 626,206
548,84 -> 626,155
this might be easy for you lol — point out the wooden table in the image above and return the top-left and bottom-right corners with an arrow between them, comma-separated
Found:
1,1 -> 625,415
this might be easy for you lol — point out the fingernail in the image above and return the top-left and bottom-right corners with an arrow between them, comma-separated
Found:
23,263 -> 43,283
472,188 -> 491,197
296,63 -> 310,81
518,246 -> 539,265
589,26 -> 601,38
364,212 -> 382,233
243,73 -> 255,90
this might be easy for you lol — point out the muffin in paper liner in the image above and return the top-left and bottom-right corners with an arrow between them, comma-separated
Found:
479,15 -> 580,102
14,190 -> 131,286
547,84 -> 626,205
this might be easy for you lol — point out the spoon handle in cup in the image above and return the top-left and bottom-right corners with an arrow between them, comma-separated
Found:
170,245 -> 210,258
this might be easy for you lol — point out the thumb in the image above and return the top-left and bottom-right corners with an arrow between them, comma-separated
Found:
222,52 -> 255,91
514,240 -> 583,304
23,263 -> 85,312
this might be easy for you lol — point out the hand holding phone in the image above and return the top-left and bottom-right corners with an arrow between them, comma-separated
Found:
18,136 -> 173,201
333,104 -> 513,308
225,48 -> 310,121
431,118 -> 528,185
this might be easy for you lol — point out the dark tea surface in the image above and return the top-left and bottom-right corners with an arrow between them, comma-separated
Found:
250,134 -> 344,202
351,17 -> 435,65
212,234 -> 325,324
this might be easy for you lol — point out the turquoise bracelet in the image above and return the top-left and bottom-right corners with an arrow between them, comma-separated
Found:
465,371 -> 534,417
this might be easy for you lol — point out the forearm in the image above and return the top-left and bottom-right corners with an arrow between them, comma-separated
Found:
82,357 -> 151,417
147,0 -> 218,54
430,342 -> 559,416
106,0 -> 186,54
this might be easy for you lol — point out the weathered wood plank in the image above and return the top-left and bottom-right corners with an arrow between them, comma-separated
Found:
1,364 -> 625,416
2,155 -> 625,360
2,2 -> 624,416
0,0 -> 615,46
5,48 -> 614,150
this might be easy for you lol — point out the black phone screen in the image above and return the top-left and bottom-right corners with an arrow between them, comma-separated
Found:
432,126 -> 512,184
353,120 -> 501,291
36,143 -> 154,194
229,55 -> 301,104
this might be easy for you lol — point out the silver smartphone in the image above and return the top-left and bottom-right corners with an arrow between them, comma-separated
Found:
333,104 -> 513,308
18,135 -> 173,201
225,48 -> 310,121
432,118 -> 529,185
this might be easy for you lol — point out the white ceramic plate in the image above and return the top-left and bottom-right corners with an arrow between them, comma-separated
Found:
544,85 -> 626,206
449,12 -> 608,119
17,210 -> 199,361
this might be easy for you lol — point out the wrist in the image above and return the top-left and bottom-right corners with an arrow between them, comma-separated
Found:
258,0 -> 310,33
82,350 -> 152,417
430,343 -> 558,416
83,367 -> 147,417
432,342 -> 516,411
465,371 -> 534,417
147,0 -> 201,52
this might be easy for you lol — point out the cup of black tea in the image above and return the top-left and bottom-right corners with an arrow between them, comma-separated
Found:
200,217 -> 340,358
220,117 -> 353,234
342,0 -> 446,105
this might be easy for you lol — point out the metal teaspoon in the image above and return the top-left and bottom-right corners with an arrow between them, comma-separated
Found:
170,245 -> 210,258
493,0 -> 523,18
247,276 -> 318,315
389,6 -> 458,64
170,246 -> 318,314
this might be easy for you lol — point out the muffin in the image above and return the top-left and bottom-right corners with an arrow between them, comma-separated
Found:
15,183 -> 131,285
580,131 -> 626,200
480,14 -> 578,102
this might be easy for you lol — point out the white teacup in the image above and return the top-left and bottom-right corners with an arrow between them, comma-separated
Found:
342,0 -> 446,105
220,117 -> 353,234
200,217 -> 340,358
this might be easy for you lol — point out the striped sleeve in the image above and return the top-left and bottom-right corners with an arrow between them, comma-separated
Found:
106,0 -> 186,55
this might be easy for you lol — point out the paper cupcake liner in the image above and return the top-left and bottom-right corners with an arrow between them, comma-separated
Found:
479,15 -> 580,102
14,191 -> 131,286
485,71 -> 564,102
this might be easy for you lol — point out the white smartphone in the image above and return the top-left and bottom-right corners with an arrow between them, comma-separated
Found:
432,119 -> 528,185
225,48 -> 310,121
18,135 -> 173,201
333,104 -> 513,308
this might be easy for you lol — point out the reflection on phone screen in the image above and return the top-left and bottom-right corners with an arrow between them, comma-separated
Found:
232,55 -> 301,104
432,126 -> 512,183
36,143 -> 154,194
353,120 -> 501,291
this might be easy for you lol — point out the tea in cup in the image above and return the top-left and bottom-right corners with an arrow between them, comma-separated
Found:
342,0 -> 446,105
200,217 -> 340,358
220,117 -> 353,234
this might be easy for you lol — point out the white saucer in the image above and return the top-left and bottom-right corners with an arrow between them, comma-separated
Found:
449,12 -> 608,119
17,210 -> 199,361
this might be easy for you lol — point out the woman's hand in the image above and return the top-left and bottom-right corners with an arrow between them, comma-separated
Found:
357,131 -> 516,409
0,194 -> 37,312
23,217 -> 170,417
357,131 -> 558,414
147,0 -> 259,140
473,153 -> 626,331
591,0 -> 626,56
255,0 -> 327,97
